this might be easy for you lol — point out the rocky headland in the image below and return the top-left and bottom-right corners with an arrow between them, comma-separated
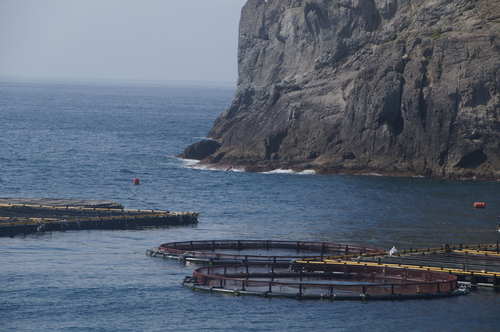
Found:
180,0 -> 500,179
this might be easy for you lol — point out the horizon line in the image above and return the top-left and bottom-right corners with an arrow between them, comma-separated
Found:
0,74 -> 237,88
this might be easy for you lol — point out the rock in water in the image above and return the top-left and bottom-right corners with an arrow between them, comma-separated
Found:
188,0 -> 500,179
178,139 -> 221,160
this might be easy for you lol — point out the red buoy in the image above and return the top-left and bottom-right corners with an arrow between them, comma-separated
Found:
133,178 -> 140,185
473,202 -> 485,209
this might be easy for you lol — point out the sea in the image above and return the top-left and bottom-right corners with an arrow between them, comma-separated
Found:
1,80 -> 500,331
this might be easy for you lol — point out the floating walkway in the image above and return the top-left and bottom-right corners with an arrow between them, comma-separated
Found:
311,243 -> 500,288
147,240 -> 469,300
0,198 -> 198,236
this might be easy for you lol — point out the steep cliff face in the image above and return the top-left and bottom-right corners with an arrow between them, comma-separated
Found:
184,0 -> 500,178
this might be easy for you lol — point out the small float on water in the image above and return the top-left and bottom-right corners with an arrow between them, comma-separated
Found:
474,202 -> 486,209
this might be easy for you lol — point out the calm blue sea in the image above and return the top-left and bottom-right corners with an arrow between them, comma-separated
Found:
1,80 -> 500,331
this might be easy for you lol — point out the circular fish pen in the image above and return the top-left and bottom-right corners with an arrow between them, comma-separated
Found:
183,263 -> 465,300
147,240 -> 468,300
146,240 -> 384,265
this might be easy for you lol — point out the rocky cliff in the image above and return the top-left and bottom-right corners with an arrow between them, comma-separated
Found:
181,0 -> 500,179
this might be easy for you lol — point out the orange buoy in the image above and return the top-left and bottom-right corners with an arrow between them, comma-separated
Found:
473,202 -> 485,209
133,178 -> 140,185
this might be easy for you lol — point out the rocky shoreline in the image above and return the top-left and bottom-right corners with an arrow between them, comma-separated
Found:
179,141 -> 500,180
185,157 -> 497,180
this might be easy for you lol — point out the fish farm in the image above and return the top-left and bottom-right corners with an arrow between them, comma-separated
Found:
3,198 -> 499,301
147,240 -> 500,301
0,198 -> 198,236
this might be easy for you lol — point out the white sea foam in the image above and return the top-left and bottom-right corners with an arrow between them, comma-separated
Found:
192,137 -> 216,141
263,169 -> 316,175
176,157 -> 315,174
176,157 -> 200,166
189,163 -> 245,172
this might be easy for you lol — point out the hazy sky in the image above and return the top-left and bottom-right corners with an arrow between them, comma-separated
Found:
0,0 -> 247,83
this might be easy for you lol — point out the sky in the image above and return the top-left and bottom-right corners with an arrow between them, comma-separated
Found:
0,0 -> 247,83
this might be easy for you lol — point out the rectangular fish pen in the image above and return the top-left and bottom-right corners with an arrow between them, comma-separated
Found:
0,198 -> 198,236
